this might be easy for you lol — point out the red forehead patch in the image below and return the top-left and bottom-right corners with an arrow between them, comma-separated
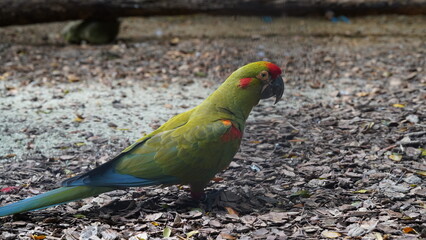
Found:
265,62 -> 282,79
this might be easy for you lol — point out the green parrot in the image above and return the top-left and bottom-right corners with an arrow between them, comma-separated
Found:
62,19 -> 120,44
0,61 -> 284,216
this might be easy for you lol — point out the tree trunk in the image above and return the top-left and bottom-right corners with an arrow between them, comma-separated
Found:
1,0 -> 426,27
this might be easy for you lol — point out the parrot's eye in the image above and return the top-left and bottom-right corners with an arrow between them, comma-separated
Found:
257,70 -> 269,81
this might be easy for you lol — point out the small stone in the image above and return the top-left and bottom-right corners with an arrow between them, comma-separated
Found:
256,143 -> 274,150
1,232 -> 16,240
209,220 -> 221,228
307,179 -> 327,188
406,114 -> 419,123
405,147 -> 421,158
129,233 -> 148,240
404,174 -> 422,184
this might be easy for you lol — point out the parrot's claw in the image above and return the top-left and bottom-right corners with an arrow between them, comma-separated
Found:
200,189 -> 224,211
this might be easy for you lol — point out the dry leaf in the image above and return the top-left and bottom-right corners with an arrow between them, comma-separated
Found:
170,37 -> 180,46
220,233 -> 236,240
163,226 -> 172,238
68,74 -> 80,82
356,92 -> 369,97
1,153 -> 16,159
421,148 -> 426,156
225,207 -> 239,216
73,114 -> 85,122
212,177 -> 224,182
186,230 -> 199,238
402,227 -> 417,234
392,103 -> 405,108
373,232 -> 384,240
389,153 -> 402,161
288,138 -> 306,142
164,104 -> 173,109
0,72 -> 11,80
309,80 -> 324,89
31,235 -> 46,240
321,230 -> 341,238
353,189 -> 370,194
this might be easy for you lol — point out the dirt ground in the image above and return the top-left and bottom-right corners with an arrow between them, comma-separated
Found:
0,15 -> 425,239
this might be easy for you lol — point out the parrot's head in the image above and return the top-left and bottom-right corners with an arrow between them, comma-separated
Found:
228,61 -> 284,104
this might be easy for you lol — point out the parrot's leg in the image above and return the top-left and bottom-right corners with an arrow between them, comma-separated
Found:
189,181 -> 210,201
202,189 -> 225,211
190,180 -> 225,211
190,190 -> 205,201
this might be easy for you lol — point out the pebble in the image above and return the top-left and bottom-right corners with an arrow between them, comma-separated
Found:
403,174 -> 422,184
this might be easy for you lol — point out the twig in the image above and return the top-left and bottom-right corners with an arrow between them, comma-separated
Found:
396,140 -> 426,146
380,144 -> 397,152
395,171 -> 406,184
405,131 -> 426,137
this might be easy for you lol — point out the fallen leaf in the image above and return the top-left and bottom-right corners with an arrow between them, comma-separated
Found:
373,232 -> 383,240
290,190 -> 311,198
353,189 -> 370,194
309,80 -> 324,89
73,114 -> 85,122
225,207 -> 239,216
170,37 -> 180,46
219,233 -> 236,240
405,72 -> 417,80
164,104 -> 173,109
163,226 -> 172,238
321,230 -> 341,238
392,103 -> 405,108
132,232 -> 148,240
186,230 -> 199,238
67,74 -> 80,82
402,227 -> 417,234
31,235 -> 46,240
0,72 -> 11,80
389,153 -> 402,161
421,148 -> 426,156
212,177 -> 224,182
356,92 -> 369,97
0,153 -> 16,159
288,138 -> 306,142
416,171 -> 426,177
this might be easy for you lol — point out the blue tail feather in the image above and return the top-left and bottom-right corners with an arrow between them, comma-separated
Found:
0,186 -> 112,217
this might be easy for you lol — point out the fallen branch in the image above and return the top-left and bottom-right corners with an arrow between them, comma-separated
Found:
1,0 -> 426,27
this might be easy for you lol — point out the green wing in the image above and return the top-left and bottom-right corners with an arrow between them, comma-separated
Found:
115,117 -> 242,188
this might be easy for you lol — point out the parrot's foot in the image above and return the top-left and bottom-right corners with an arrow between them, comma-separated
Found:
190,190 -> 206,201
200,189 -> 224,211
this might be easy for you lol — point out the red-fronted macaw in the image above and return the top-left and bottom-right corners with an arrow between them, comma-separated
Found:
0,61 -> 284,216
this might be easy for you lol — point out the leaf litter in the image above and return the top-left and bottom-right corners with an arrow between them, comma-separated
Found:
0,15 -> 425,239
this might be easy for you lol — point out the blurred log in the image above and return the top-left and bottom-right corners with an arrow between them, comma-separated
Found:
1,0 -> 426,27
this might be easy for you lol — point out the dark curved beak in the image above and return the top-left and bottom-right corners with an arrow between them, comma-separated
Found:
260,75 -> 284,104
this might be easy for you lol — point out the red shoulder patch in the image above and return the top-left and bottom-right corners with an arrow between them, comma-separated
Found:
265,62 -> 282,79
238,78 -> 252,89
221,123 -> 243,142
